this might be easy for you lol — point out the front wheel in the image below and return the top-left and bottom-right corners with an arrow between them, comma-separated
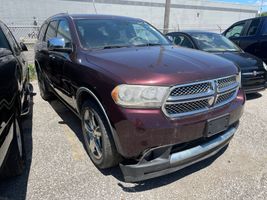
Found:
81,101 -> 120,169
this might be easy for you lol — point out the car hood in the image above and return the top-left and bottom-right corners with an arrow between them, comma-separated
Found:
84,46 -> 238,86
214,51 -> 264,72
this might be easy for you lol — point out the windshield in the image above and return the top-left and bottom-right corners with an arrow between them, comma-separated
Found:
74,19 -> 170,49
189,32 -> 240,52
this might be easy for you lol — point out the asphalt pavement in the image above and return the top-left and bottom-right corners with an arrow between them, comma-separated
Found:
0,81 -> 266,200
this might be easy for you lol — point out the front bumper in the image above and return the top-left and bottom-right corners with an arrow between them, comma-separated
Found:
109,89 -> 245,158
120,125 -> 237,182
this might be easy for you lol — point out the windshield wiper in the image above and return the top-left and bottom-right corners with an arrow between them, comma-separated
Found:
135,43 -> 162,47
99,43 -> 162,49
103,45 -> 130,49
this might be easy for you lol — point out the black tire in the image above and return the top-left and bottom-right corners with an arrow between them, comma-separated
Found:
0,115 -> 25,179
81,100 -> 120,169
36,70 -> 54,101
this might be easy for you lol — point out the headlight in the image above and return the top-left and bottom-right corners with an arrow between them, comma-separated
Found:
111,85 -> 169,108
236,72 -> 242,87
263,62 -> 267,71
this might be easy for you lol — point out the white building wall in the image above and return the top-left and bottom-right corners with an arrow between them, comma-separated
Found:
0,0 -> 258,32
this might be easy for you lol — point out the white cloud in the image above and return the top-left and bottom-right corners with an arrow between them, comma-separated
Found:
255,0 -> 267,6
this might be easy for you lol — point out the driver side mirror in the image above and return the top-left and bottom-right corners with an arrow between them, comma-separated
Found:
47,37 -> 72,53
20,42 -> 28,51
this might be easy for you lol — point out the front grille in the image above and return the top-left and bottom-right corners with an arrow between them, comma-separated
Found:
215,90 -> 236,105
217,76 -> 236,90
165,99 -> 210,114
242,70 -> 266,85
170,82 -> 211,96
163,75 -> 239,118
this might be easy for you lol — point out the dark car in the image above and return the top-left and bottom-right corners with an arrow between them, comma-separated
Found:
35,14 -> 245,182
222,16 -> 267,63
166,31 -> 267,93
0,21 -> 31,178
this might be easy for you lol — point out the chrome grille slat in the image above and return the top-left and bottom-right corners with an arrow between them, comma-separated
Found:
165,99 -> 209,114
163,75 -> 239,118
217,76 -> 236,90
215,90 -> 237,105
170,82 -> 211,96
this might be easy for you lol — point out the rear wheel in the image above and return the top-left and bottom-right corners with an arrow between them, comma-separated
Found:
0,115 -> 25,178
81,100 -> 120,169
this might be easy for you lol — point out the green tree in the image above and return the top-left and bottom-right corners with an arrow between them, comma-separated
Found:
261,12 -> 267,16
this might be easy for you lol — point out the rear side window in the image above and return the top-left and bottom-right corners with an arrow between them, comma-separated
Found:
57,20 -> 72,47
225,23 -> 245,38
38,23 -> 48,41
246,18 -> 260,36
45,21 -> 58,42
0,28 -> 10,50
261,19 -> 267,35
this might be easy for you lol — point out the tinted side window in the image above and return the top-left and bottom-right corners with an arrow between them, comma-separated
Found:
38,23 -> 48,41
225,23 -> 245,38
7,32 -> 21,53
261,19 -> 267,35
57,20 -> 72,47
246,18 -> 260,36
0,28 -> 10,50
172,35 -> 194,48
45,21 -> 58,42
1,24 -> 20,53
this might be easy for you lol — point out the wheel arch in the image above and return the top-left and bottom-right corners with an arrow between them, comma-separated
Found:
76,87 -> 123,155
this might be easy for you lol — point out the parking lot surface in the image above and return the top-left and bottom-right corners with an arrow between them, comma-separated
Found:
0,81 -> 266,200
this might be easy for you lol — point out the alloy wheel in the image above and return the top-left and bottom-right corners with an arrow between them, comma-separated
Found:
83,109 -> 103,160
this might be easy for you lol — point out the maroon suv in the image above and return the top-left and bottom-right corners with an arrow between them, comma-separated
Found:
35,14 -> 245,182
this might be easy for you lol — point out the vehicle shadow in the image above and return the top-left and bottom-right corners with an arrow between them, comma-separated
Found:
0,93 -> 35,200
49,98 -> 229,192
49,99 -> 124,180
246,92 -> 262,101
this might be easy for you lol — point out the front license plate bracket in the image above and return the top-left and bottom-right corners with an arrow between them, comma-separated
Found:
206,114 -> 230,137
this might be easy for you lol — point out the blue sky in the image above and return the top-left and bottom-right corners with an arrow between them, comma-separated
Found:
212,0 -> 267,11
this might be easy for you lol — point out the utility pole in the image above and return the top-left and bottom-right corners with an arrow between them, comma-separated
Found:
92,0 -> 97,14
260,0 -> 264,15
163,0 -> 171,34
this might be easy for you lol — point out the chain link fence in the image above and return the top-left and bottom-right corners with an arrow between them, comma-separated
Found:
8,25 -> 225,42
7,24 -> 226,64
8,26 -> 40,64
9,25 -> 40,40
